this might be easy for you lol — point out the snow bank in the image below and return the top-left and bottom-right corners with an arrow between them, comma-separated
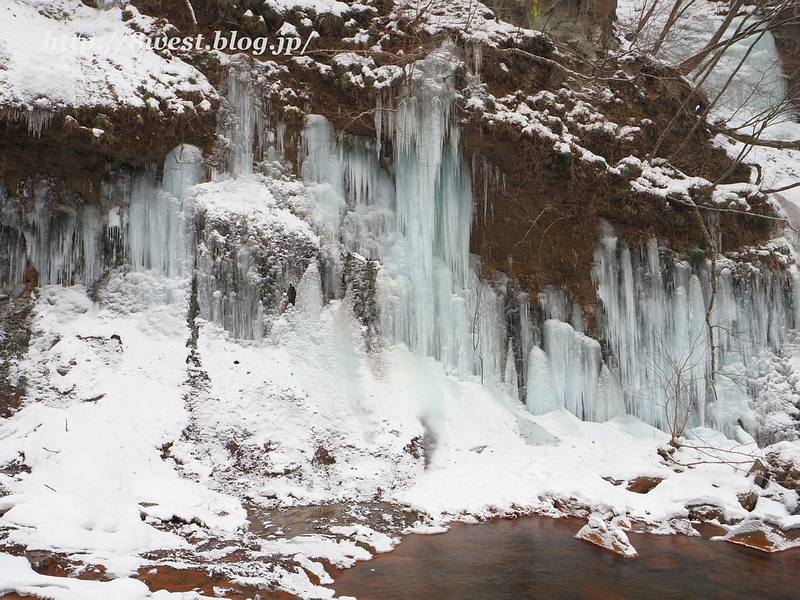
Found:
0,554 -> 203,599
0,277 -> 246,576
0,0 -> 215,127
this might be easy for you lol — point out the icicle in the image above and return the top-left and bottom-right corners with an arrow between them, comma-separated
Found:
276,121 -> 287,155
526,346 -> 559,415
0,215 -> 28,294
163,144 -> 204,204
593,234 -> 798,436
297,262 -> 323,319
226,73 -> 257,178
297,46 -> 507,387
80,203 -> 104,287
125,170 -> 188,278
504,340 -> 519,400
2,107 -> 55,137
542,320 -> 601,421
374,92 -> 382,160
596,364 -> 625,422
517,292 -> 535,395
216,65 -> 268,181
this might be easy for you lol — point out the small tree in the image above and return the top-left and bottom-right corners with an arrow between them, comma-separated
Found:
624,0 -> 800,160
644,321 -> 714,446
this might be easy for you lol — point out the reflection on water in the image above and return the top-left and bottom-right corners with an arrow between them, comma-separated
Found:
332,516 -> 800,599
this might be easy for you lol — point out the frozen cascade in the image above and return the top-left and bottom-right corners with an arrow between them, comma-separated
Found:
515,287 -> 622,422
0,144 -> 201,295
3,36 -> 797,463
538,286 -> 586,334
593,235 -> 800,436
226,74 -> 256,179
0,183 -> 30,294
300,49 -> 507,385
381,51 -> 504,382
707,24 -> 787,132
300,115 -> 394,270
504,341 -> 519,400
0,226 -> 27,295
127,172 -> 191,279
211,67 -> 280,181
521,232 -> 800,435
0,176 -> 104,292
163,145 -> 205,203
542,320 -> 604,421
107,144 -> 201,281
526,346 -> 559,415
192,173 -> 318,341
597,364 -> 626,422
192,72 -> 318,340
665,13 -> 790,135
516,293 -> 536,395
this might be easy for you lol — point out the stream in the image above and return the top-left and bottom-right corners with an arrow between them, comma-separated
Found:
332,516 -> 800,599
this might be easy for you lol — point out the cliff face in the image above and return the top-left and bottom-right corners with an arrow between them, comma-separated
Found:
2,0 -> 773,312
1,0 -> 790,419
484,0 -> 618,56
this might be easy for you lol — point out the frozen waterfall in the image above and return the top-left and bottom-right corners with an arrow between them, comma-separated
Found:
299,49 -> 507,385
0,144 -> 201,295
514,234 -> 800,441
2,47 -> 799,444
592,236 -> 800,437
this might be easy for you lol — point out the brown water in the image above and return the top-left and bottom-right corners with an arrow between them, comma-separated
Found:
332,517 -> 800,600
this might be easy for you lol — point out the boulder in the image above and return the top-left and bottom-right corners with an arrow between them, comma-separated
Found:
737,491 -> 759,512
686,503 -> 730,524
575,516 -> 638,558
626,476 -> 663,494
748,459 -> 770,489
721,519 -> 800,553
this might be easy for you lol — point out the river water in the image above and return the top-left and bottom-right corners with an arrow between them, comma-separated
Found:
332,516 -> 800,599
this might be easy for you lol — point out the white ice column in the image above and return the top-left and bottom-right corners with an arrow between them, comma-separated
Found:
526,345 -> 559,415
542,319 -> 603,421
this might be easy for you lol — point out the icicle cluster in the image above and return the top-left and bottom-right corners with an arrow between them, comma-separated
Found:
2,107 -> 55,137
0,145 -> 201,295
593,235 -> 800,437
299,49 -> 508,385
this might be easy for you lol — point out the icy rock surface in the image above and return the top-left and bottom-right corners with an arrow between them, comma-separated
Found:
193,175 -> 319,340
